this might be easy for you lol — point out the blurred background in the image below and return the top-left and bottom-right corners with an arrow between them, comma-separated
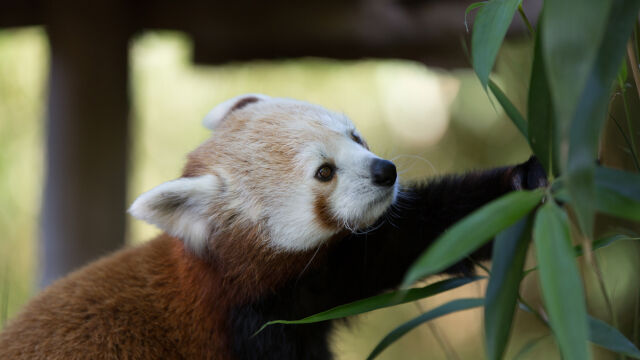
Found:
0,1 -> 638,359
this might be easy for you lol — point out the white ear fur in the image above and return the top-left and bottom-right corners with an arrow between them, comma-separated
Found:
129,175 -> 220,253
202,93 -> 270,130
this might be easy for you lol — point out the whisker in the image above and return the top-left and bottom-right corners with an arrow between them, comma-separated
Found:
391,154 -> 438,175
296,244 -> 324,282
353,219 -> 387,235
383,212 -> 399,229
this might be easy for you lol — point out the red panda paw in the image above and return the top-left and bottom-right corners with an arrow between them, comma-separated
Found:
508,156 -> 549,191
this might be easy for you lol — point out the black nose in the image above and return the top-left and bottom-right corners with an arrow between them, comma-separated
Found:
370,159 -> 397,187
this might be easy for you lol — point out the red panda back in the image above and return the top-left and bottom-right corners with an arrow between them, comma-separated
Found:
0,235 -> 234,360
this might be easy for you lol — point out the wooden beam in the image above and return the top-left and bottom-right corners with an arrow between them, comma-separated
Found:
1,0 -> 540,67
41,2 -> 133,286
140,0 -> 541,67
0,0 -> 43,28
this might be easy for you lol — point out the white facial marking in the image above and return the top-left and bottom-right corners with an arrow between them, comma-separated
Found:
330,142 -> 398,231
131,95 -> 398,255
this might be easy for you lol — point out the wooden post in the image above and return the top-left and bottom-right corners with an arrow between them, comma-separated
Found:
41,3 -> 133,287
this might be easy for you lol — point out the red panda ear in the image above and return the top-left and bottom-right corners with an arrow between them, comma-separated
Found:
202,93 -> 270,130
129,174 -> 221,253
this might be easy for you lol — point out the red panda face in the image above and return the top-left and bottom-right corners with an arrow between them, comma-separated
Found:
129,95 -> 397,254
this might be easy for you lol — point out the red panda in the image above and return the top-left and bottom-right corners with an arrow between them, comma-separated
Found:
0,95 -> 546,359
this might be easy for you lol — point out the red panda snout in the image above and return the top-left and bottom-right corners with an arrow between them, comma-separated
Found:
370,158 -> 397,187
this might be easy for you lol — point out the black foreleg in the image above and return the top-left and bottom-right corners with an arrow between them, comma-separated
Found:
328,156 -> 547,301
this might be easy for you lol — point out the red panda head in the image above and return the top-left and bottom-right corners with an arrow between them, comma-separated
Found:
129,95 -> 398,255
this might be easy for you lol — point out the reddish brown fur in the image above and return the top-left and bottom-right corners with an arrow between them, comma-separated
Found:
313,192 -> 341,230
0,99 -> 356,358
182,111 -> 308,186
207,221 -> 326,301
0,231 -> 325,359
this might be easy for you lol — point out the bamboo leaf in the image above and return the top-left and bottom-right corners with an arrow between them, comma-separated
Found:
403,189 -> 543,287
524,234 -> 638,275
489,79 -> 528,140
366,298 -> 484,360
564,0 -> 640,239
542,0 -> 611,163
253,276 -> 482,335
566,166 -> 596,240
554,185 -> 640,222
534,202 -> 590,360
554,166 -> 640,221
471,0 -> 522,89
465,2 -> 488,32
485,215 -> 533,360
528,22 -> 555,177
618,60 -> 629,85
595,166 -> 640,203
588,315 -> 640,359
594,185 -> 640,221
516,306 -> 640,358
574,234 -> 637,257
513,335 -> 550,360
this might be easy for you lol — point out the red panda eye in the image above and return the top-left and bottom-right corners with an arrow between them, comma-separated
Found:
350,132 -> 363,145
315,164 -> 335,182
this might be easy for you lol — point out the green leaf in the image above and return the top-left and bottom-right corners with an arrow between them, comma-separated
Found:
253,276 -> 482,335
485,215 -> 533,360
593,166 -> 640,220
403,189 -> 543,286
595,166 -> 640,203
489,79 -> 528,140
594,185 -> 640,221
565,165 -> 596,239
366,298 -> 484,360
513,335 -> 550,360
554,166 -> 640,221
554,185 -> 640,222
528,23 -> 556,177
588,315 -> 640,359
542,0 -> 611,162
618,60 -> 629,86
515,305 -> 640,358
524,234 -> 638,275
465,2 -> 488,32
471,0 -> 522,89
563,0 -> 640,239
534,201 -> 590,360
574,234 -> 638,257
